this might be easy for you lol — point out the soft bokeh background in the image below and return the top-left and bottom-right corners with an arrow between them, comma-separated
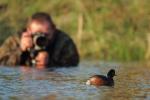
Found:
0,0 -> 150,61
0,1 -> 150,100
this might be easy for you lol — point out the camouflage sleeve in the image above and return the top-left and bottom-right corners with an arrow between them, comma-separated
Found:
0,35 -> 21,66
58,39 -> 79,66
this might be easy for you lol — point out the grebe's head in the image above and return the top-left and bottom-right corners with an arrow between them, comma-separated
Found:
107,69 -> 116,78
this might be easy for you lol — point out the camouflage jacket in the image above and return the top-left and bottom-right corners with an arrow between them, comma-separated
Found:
0,29 -> 79,67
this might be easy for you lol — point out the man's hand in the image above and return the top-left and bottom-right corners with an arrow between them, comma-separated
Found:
20,32 -> 33,51
35,51 -> 49,68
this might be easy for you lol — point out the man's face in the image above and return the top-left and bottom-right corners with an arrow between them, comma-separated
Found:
27,20 -> 54,40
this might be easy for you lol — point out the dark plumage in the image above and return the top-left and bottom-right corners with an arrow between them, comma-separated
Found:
86,69 -> 116,86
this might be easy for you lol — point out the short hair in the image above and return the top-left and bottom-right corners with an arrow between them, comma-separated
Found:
28,12 -> 55,28
32,12 -> 52,23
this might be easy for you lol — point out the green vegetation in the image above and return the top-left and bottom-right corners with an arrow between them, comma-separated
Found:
0,0 -> 150,61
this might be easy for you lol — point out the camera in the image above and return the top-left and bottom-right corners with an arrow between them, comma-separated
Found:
28,32 -> 49,63
32,32 -> 48,51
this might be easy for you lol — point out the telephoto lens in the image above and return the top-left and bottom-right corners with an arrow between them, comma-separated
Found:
32,32 -> 48,50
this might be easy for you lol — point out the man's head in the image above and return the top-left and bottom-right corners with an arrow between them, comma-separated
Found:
27,12 -> 56,40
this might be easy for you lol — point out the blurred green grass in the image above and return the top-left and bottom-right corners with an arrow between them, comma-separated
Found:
0,0 -> 150,61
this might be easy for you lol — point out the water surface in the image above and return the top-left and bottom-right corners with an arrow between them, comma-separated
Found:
0,61 -> 149,100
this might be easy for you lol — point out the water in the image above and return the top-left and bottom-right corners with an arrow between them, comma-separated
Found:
0,61 -> 149,100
